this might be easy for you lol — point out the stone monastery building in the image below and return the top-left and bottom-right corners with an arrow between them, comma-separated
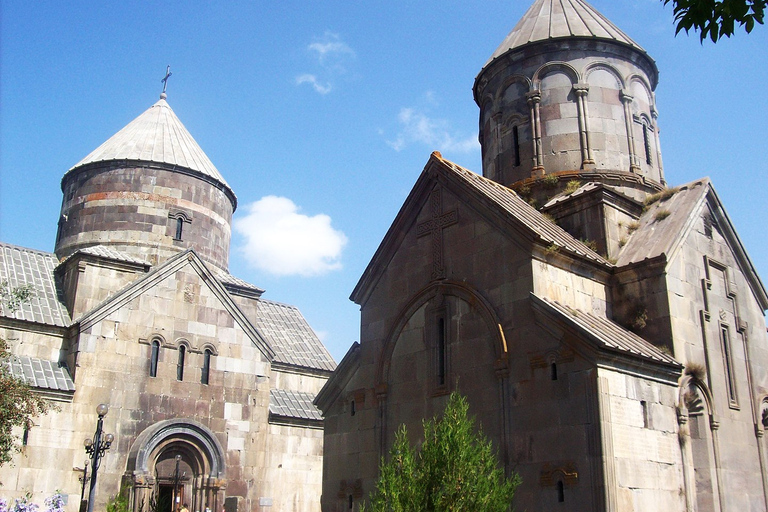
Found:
316,0 -> 768,511
0,86 -> 336,509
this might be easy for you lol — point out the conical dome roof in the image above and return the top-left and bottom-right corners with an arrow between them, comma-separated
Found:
66,96 -> 232,193
484,0 -> 647,65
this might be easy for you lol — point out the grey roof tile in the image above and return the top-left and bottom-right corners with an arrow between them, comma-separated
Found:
216,271 -> 265,295
66,97 -> 233,195
255,300 -> 336,372
543,181 -> 601,208
269,388 -> 323,421
616,180 -> 708,267
439,157 -> 610,265
485,0 -> 646,66
0,242 -> 71,327
5,356 -> 76,391
62,245 -> 151,266
535,294 -> 679,365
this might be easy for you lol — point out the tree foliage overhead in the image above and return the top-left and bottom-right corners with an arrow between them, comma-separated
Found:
663,0 -> 765,41
363,392 -> 520,512
0,280 -> 50,466
0,338 -> 51,466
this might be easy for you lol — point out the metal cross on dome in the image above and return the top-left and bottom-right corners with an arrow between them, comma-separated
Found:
161,65 -> 172,94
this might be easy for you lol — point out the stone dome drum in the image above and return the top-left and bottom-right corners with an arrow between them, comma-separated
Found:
55,95 -> 237,271
474,0 -> 665,200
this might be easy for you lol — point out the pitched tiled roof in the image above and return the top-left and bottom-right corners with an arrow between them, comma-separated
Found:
216,271 -> 265,296
66,97 -> 233,195
438,157 -> 610,265
255,300 -> 336,372
616,180 -> 708,267
4,356 -> 75,391
0,242 -> 71,327
62,245 -> 151,266
269,388 -> 323,422
534,294 -> 680,366
485,0 -> 646,65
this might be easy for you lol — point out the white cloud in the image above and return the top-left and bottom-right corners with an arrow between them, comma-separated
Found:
387,107 -> 479,154
296,32 -> 355,94
308,32 -> 355,63
234,196 -> 348,277
295,74 -> 332,95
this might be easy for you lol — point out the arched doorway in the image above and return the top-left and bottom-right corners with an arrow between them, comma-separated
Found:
125,420 -> 227,512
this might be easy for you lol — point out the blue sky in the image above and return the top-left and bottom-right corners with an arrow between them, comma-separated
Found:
1,0 -> 766,362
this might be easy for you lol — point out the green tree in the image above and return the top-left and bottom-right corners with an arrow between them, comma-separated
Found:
663,0 -> 765,41
0,280 -> 51,466
363,392 -> 520,512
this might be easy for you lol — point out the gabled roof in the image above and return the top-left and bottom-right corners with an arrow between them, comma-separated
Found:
65,97 -> 233,198
270,388 -> 323,423
0,242 -> 71,328
485,0 -> 646,65
616,179 -> 768,309
531,293 -> 681,368
255,300 -> 336,372
4,356 -> 75,392
352,153 -> 609,305
75,248 -> 276,360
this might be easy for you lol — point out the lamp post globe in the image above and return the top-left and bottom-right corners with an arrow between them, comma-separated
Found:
96,403 -> 109,417
84,404 -> 114,512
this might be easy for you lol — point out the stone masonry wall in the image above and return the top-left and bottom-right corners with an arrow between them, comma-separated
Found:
57,164 -> 233,272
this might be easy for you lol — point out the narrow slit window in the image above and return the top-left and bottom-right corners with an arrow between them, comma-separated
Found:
512,125 -> 521,166
550,362 -> 558,381
175,217 -> 184,240
22,423 -> 29,446
201,349 -> 211,385
557,480 -> 565,502
150,340 -> 160,377
350,400 -> 356,417
348,495 -> 353,510
641,400 -> 649,428
721,326 -> 737,404
642,124 -> 652,165
437,316 -> 446,386
177,345 -> 186,381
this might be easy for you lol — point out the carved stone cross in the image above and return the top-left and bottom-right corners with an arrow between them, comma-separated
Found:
417,188 -> 458,280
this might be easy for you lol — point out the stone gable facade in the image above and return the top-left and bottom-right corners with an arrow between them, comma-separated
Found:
0,93 -> 335,512
316,1 -> 768,511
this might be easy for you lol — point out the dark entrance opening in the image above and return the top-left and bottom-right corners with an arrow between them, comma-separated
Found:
157,485 -> 174,512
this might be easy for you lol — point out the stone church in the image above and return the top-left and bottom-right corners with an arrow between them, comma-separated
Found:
316,0 -> 768,511
0,88 -> 336,511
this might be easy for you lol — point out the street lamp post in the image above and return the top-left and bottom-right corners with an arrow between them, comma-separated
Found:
79,459 -> 90,504
173,455 -> 182,512
84,403 -> 114,512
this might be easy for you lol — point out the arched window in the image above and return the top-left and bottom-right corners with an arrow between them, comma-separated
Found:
642,123 -> 653,165
201,349 -> 212,385
437,316 -> 446,386
175,217 -> 184,240
557,480 -> 565,502
150,340 -> 160,377
177,345 -> 186,381
512,125 -> 521,167
550,362 -> 558,381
